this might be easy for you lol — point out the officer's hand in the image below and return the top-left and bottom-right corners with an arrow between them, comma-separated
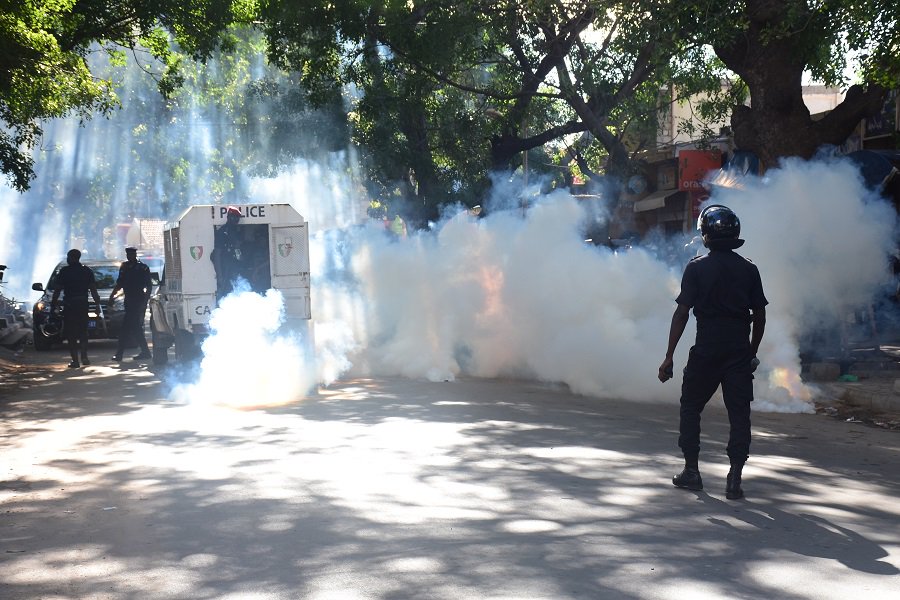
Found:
658,358 -> 674,382
750,356 -> 760,373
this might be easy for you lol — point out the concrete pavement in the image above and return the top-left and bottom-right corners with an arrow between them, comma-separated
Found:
1,352 -> 898,599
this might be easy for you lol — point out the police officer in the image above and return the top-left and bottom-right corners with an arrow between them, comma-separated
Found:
51,249 -> 102,368
658,205 -> 767,500
109,246 -> 152,361
211,206 -> 243,299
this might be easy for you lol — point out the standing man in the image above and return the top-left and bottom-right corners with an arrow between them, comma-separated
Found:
51,249 -> 101,368
109,246 -> 152,362
658,205 -> 767,500
211,206 -> 243,300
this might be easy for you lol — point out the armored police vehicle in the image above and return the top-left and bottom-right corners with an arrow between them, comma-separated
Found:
149,203 -> 311,364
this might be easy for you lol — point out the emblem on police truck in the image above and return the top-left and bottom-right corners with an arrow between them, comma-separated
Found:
190,246 -> 204,260
278,241 -> 293,257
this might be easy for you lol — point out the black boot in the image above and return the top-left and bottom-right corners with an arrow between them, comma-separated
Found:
726,470 -> 744,500
673,468 -> 703,490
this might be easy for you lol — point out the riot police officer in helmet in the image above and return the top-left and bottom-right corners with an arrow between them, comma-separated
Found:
658,204 -> 768,500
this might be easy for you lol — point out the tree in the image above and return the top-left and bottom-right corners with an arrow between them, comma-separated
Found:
707,0 -> 900,168
259,1 -> 731,225
0,0 -> 246,191
260,1 -> 500,225
479,2 -> 728,180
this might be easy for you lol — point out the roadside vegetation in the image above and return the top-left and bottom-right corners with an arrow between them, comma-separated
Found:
1,1 -> 898,226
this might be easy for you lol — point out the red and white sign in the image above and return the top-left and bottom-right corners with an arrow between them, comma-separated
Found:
679,150 -> 722,192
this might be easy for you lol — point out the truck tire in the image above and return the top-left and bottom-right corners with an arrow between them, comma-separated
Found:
174,329 -> 195,363
150,318 -> 168,365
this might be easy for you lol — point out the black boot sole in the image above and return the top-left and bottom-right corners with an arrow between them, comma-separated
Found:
672,470 -> 703,490
674,480 -> 704,491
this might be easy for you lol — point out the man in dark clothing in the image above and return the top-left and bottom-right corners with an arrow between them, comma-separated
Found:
109,246 -> 152,361
211,206 -> 243,300
658,205 -> 767,500
51,249 -> 102,368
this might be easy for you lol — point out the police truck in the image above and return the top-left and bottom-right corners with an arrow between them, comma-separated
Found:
149,203 -> 311,364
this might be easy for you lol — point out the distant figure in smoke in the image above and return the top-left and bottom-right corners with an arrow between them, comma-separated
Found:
212,206 -> 243,300
109,246 -> 152,362
658,205 -> 767,500
51,249 -> 101,368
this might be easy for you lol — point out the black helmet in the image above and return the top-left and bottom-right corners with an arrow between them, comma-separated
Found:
698,204 -> 742,247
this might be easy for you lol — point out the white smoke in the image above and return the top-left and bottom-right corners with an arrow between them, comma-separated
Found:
712,157 -> 895,411
249,152 -> 367,234
310,187 -> 677,401
169,281 -> 317,408
0,170 -> 73,300
307,159 -> 896,413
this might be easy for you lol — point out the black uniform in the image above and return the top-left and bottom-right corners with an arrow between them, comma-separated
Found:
676,248 -> 768,464
212,221 -> 244,298
114,259 -> 152,355
56,263 -> 97,354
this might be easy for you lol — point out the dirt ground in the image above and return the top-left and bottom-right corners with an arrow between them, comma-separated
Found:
0,343 -> 66,396
817,401 -> 900,430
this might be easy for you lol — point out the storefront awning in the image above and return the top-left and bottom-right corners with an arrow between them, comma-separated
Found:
633,189 -> 678,212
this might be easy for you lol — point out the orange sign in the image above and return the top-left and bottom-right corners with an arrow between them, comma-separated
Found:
679,150 -> 722,192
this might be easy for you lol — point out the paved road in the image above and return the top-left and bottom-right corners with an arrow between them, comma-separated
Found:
1,343 -> 899,599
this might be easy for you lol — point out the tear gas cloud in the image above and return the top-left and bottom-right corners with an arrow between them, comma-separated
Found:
307,157 -> 896,413
2,50 -> 888,415
1,117 -> 894,415
169,281 -> 316,408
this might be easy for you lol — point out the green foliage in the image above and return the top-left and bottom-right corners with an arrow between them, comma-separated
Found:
256,1 -> 744,218
48,24 -> 349,253
8,0 -> 900,225
696,0 -> 900,164
0,0 -> 245,191
698,0 -> 900,89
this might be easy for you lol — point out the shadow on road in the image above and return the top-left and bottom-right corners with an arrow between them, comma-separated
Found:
1,349 -> 898,599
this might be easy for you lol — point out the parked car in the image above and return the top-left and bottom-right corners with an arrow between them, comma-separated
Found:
31,259 -> 128,351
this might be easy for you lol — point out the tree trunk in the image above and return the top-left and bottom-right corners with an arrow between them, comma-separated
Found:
714,0 -> 888,169
399,97 -> 442,228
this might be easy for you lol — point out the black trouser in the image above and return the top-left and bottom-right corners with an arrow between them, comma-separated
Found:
64,298 -> 90,361
117,299 -> 149,354
678,341 -> 754,465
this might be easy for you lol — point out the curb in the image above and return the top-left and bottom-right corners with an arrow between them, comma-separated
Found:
815,379 -> 900,415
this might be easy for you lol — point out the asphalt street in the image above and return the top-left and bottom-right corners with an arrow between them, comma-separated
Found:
1,342 -> 899,599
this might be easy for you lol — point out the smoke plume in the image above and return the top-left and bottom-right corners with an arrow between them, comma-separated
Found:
308,158 -> 896,413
